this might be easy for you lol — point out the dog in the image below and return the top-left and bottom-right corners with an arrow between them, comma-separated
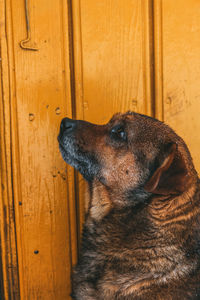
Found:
58,111 -> 200,300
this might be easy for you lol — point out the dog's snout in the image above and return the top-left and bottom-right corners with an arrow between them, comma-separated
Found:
60,117 -> 77,134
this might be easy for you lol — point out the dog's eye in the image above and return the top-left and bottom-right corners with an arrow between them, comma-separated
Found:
110,125 -> 127,141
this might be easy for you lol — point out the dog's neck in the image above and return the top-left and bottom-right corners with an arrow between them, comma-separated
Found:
87,180 -> 113,221
86,179 -> 150,221
86,178 -> 200,223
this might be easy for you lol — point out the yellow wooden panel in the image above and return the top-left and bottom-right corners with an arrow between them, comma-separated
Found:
0,50 -> 19,300
73,0 -> 153,123
1,0 -> 77,298
71,0 -> 154,235
0,1 -> 20,298
158,0 -> 200,174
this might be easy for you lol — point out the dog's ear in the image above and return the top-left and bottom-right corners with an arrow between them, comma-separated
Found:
144,143 -> 192,195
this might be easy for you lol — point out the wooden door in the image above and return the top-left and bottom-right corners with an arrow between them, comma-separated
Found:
71,0 -> 154,235
0,0 -> 199,299
154,0 -> 200,174
0,0 -> 77,299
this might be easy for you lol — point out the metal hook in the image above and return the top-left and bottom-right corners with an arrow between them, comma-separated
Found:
19,0 -> 38,51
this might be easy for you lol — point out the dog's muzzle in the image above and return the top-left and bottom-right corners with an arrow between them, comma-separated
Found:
59,117 -> 77,138
57,117 -> 78,161
58,117 -> 101,181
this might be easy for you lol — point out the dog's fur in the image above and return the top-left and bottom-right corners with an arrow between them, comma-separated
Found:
58,112 -> 200,299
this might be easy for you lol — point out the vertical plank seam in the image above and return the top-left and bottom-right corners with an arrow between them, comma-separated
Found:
141,0 -> 154,117
153,0 -> 164,121
67,0 -> 77,120
67,0 -> 80,259
60,0 -> 78,279
67,0 -> 83,256
6,0 -> 25,298
0,47 -> 10,300
68,0 -> 84,120
0,0 -> 21,298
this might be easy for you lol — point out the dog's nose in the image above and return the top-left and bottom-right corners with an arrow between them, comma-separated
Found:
60,118 -> 77,134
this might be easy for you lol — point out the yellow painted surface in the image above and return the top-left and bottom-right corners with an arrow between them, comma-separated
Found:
160,0 -> 200,174
0,0 -> 200,299
1,0 -> 77,299
73,0 -> 153,124
0,1 -> 20,298
72,0 -> 154,235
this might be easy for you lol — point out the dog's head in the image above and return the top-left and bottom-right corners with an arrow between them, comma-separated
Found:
58,112 -> 197,206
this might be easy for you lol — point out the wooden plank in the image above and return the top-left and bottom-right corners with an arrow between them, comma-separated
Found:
71,0 -> 154,237
0,0 -> 20,298
73,0 -> 153,123
2,0 -> 77,298
156,0 -> 200,174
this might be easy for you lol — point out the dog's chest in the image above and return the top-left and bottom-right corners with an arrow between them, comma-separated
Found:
80,214 -> 198,290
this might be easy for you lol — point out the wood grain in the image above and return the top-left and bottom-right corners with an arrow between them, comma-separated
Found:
71,0 -> 154,237
157,0 -> 200,174
0,0 -> 20,298
73,0 -> 153,123
1,0 -> 77,298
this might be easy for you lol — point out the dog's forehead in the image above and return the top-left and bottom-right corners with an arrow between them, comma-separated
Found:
108,112 -> 166,130
108,112 -> 158,134
108,111 -> 135,124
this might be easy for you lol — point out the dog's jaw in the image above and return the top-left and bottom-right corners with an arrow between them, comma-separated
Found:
58,136 -> 100,182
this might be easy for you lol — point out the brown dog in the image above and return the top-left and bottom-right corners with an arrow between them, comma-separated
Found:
58,112 -> 200,300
